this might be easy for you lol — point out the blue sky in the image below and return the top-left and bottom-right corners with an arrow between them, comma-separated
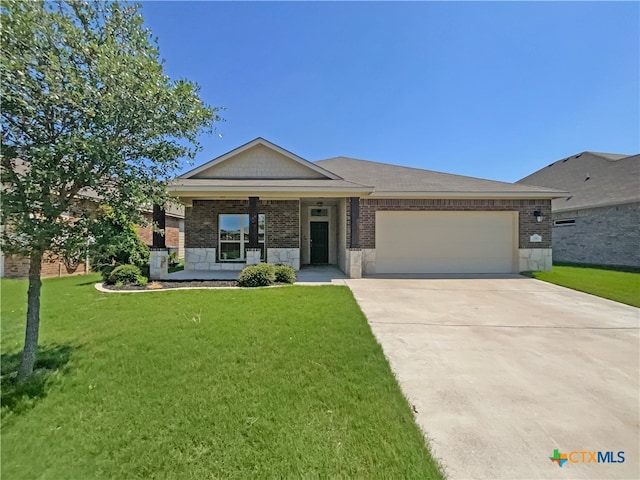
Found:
141,1 -> 639,182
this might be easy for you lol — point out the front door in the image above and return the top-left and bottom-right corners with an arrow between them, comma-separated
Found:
310,221 -> 329,264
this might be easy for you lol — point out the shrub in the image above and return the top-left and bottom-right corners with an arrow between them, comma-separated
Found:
238,263 -> 276,288
136,275 -> 148,286
107,264 -> 142,285
100,264 -> 116,282
90,209 -> 150,277
274,264 -> 296,284
168,251 -> 179,266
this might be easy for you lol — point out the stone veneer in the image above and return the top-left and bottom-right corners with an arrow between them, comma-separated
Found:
267,248 -> 300,270
149,249 -> 169,280
344,249 -> 362,278
185,247 -> 245,271
519,248 -> 552,271
362,248 -> 376,275
245,248 -> 262,266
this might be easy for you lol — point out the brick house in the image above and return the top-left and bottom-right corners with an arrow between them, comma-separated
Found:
1,206 -> 185,279
166,138 -> 564,278
518,151 -> 640,267
134,204 -> 185,259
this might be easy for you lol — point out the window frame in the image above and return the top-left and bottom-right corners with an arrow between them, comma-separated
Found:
218,214 -> 265,262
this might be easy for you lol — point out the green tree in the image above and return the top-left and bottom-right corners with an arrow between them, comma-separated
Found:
1,0 -> 220,380
90,205 -> 150,275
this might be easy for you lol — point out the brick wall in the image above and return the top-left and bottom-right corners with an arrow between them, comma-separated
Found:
552,202 -> 639,267
185,199 -> 300,249
3,252 -> 88,279
136,212 -> 182,248
348,198 -> 552,249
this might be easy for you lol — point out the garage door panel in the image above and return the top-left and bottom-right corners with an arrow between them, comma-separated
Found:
375,211 -> 516,274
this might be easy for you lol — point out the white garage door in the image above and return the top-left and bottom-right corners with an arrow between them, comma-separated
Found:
375,211 -> 517,274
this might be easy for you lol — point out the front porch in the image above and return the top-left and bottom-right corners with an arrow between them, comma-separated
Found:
171,194 -> 363,278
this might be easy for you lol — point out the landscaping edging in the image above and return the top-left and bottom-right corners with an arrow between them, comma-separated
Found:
93,281 -> 311,293
95,282 -> 240,293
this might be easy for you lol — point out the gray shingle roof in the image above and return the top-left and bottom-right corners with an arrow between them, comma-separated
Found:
516,152 -> 640,212
315,157 -> 564,196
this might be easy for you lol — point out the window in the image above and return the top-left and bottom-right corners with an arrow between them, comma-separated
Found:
219,214 -> 265,261
310,208 -> 329,217
554,219 -> 576,226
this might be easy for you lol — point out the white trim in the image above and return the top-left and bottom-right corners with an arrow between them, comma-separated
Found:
305,206 -> 336,265
169,184 -> 371,193
552,199 -> 639,214
180,138 -> 341,180
368,190 -> 568,199
218,213 -> 265,262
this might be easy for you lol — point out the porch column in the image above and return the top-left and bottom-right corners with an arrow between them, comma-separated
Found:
248,197 -> 259,248
349,197 -> 360,248
152,204 -> 166,248
246,196 -> 261,265
347,197 -> 362,278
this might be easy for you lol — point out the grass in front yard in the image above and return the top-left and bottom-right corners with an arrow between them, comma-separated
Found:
1,275 -> 442,479
525,265 -> 640,307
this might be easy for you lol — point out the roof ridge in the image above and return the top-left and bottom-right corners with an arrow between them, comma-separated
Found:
564,151 -> 635,162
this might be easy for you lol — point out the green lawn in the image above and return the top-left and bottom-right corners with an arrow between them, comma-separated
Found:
1,275 -> 442,479
526,265 -> 640,307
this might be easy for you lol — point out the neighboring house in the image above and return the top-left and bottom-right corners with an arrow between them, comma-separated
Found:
1,205 -> 185,279
135,203 -> 185,259
167,138 -> 564,278
1,183 -> 185,279
517,152 -> 640,268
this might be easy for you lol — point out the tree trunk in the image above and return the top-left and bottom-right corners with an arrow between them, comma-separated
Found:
17,251 -> 43,382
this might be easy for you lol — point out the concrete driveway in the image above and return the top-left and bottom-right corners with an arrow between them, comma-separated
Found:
345,275 -> 639,480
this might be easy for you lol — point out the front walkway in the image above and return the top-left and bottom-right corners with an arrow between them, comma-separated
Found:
164,264 -> 347,285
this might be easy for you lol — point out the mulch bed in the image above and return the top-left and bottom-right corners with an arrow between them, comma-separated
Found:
102,280 -> 238,291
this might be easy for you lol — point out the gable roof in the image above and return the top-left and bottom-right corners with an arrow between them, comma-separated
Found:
179,137 -> 340,180
315,157 -> 564,198
517,151 -> 640,212
169,138 -> 567,199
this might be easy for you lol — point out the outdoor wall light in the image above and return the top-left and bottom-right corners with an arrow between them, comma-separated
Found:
533,210 -> 544,222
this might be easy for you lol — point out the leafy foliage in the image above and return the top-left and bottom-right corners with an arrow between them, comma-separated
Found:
168,251 -> 179,266
238,263 -> 276,288
0,0 -> 220,258
274,264 -> 296,284
90,206 -> 149,276
107,264 -> 144,286
0,0 -> 220,379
